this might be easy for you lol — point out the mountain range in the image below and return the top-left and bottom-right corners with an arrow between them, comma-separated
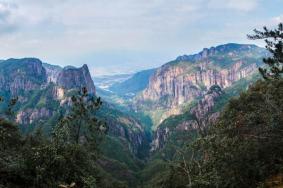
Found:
0,43 -> 267,187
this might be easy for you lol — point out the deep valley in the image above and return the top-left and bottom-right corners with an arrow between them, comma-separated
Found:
0,43 -> 274,187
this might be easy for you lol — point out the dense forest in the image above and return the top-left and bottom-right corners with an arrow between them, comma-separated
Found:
1,23 -> 283,188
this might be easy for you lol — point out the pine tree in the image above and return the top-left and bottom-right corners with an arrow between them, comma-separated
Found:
248,23 -> 283,80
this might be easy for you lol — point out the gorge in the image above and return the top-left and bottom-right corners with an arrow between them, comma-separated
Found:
0,43 -> 268,187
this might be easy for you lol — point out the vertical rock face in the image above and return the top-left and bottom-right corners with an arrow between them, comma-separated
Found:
0,58 -> 47,95
151,86 -> 223,151
0,58 -> 96,98
0,58 -> 148,159
43,63 -> 62,83
105,115 -> 149,156
57,64 -> 96,94
135,44 -> 266,125
16,107 -> 53,125
0,58 -> 96,125
189,86 -> 223,123
150,126 -> 170,151
139,58 -> 259,108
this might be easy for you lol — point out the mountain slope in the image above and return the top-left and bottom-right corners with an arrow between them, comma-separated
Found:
43,63 -> 62,83
139,73 -> 261,186
0,58 -> 47,96
133,43 -> 267,128
109,68 -> 156,97
57,65 -> 96,93
0,43 -> 268,187
0,58 -> 149,187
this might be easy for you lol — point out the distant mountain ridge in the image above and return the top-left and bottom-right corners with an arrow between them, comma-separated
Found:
131,43 -> 267,127
93,73 -> 134,90
175,43 -> 265,62
109,68 -> 156,96
96,44 -> 267,128
90,43 -> 269,186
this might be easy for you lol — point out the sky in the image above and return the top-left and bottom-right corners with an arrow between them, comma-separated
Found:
0,0 -> 282,76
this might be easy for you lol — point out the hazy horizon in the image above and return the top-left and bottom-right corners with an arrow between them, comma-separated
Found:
0,42 -> 265,77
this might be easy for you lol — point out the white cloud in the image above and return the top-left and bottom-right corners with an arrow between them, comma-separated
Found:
0,2 -> 19,33
0,0 -> 279,75
0,0 -> 203,57
207,0 -> 258,11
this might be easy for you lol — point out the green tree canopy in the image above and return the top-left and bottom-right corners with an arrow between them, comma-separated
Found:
248,23 -> 283,80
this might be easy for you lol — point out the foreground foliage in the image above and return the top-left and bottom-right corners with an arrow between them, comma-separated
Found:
248,23 -> 283,80
0,88 -> 120,188
164,79 -> 283,188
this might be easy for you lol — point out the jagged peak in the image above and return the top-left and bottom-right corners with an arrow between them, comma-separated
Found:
57,64 -> 95,94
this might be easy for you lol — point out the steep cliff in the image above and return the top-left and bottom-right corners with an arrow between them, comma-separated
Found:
0,59 -> 96,126
0,58 -> 149,171
139,73 -> 261,185
0,58 -> 47,95
57,64 -> 96,94
150,72 -> 260,153
0,58 -> 152,187
109,68 -> 156,97
98,102 -> 150,159
150,86 -> 223,151
134,43 -> 267,127
43,63 -> 62,83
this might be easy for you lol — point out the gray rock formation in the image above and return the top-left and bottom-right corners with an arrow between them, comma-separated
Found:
0,58 -> 47,95
57,64 -> 96,94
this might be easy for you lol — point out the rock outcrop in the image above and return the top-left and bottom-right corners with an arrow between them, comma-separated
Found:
0,58 -> 47,95
16,107 -> 53,125
43,63 -> 62,83
57,64 -> 96,94
150,126 -> 170,151
135,44 -> 266,125
106,116 -> 148,156
0,57 -> 148,160
151,85 -> 224,151
139,59 -> 258,107
0,58 -> 96,125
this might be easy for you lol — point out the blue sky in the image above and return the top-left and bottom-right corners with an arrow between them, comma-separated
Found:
0,0 -> 282,75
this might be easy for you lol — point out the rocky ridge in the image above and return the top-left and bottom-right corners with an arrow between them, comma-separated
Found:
57,65 -> 96,94
0,58 -> 147,160
0,58 -> 47,95
134,43 -> 266,126
151,85 -> 223,151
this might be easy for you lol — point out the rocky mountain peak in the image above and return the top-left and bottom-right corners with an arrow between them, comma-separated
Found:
135,43 -> 265,127
4,58 -> 47,76
0,57 -> 96,97
57,64 -> 95,94
0,58 -> 47,95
